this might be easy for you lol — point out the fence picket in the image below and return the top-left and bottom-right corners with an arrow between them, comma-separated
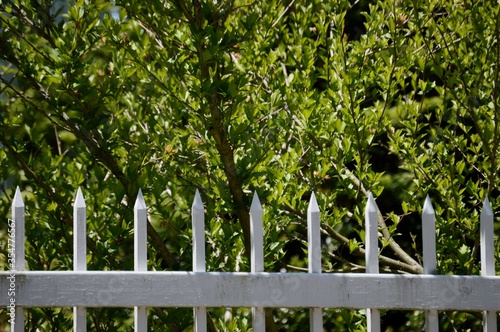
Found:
480,198 -> 497,332
307,193 -> 322,332
12,187 -> 25,332
365,193 -> 380,332
250,192 -> 265,332
422,196 -> 439,332
73,188 -> 86,332
192,190 -> 207,332
134,190 -> 148,331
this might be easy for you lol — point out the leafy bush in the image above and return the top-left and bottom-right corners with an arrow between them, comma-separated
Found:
1,0 -> 499,330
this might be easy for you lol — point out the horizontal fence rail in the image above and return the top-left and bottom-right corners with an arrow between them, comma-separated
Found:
1,272 -> 499,310
2,187 -> 499,332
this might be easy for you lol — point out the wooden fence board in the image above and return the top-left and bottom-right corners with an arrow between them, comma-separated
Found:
73,188 -> 86,332
308,193 -> 322,332
423,195 -> 438,332
134,189 -> 148,332
250,192 -> 265,332
2,272 -> 498,310
12,187 -> 24,332
481,198 -> 497,332
192,189 -> 207,332
365,193 -> 380,332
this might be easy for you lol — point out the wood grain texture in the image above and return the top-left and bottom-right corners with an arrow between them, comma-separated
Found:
2,272 -> 499,310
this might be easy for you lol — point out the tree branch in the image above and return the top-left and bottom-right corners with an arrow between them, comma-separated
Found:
323,224 -> 423,274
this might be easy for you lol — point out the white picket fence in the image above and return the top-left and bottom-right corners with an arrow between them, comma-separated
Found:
2,187 -> 499,332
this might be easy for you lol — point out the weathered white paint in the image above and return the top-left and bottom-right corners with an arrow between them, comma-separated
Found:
135,190 -> 147,271
308,193 -> 323,332
422,196 -> 438,332
422,196 -> 436,275
134,189 -> 148,332
12,187 -> 24,332
73,188 -> 86,332
308,193 -> 321,273
2,272 -> 499,309
480,198 -> 497,332
12,187 -> 24,271
74,188 -> 86,271
192,190 -> 207,332
365,193 -> 380,332
250,192 -> 265,332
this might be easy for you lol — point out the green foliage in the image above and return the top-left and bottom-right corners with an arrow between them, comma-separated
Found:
1,0 -> 499,330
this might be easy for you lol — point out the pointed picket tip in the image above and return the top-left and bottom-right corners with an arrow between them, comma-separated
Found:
308,192 -> 320,213
422,195 -> 434,215
192,189 -> 203,210
134,189 -> 146,210
481,197 -> 492,217
74,187 -> 86,208
250,191 -> 262,212
365,192 -> 378,213
13,186 -> 24,208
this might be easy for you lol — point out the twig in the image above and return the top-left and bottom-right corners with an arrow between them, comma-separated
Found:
323,224 -> 423,274
271,0 -> 296,29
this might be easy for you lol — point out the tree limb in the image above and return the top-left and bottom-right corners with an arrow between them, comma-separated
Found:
323,224 -> 423,274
